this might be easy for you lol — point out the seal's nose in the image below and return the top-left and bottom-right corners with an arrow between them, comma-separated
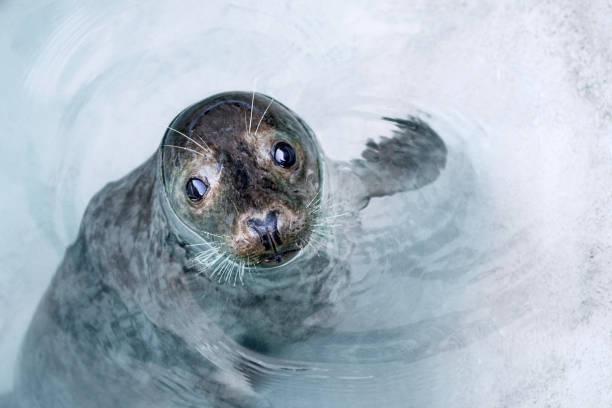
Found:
247,211 -> 282,251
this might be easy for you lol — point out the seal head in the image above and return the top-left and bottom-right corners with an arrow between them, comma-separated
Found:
161,92 -> 323,268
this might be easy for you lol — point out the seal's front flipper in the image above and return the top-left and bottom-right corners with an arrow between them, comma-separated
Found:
349,116 -> 447,205
329,116 -> 447,211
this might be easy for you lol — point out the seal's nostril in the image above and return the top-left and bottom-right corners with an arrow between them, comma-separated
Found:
260,233 -> 272,251
246,211 -> 282,251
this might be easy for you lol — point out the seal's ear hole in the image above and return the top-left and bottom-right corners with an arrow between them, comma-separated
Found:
185,178 -> 208,201
273,142 -> 296,168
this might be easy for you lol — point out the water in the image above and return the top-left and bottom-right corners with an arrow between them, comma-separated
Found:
1,0 -> 612,406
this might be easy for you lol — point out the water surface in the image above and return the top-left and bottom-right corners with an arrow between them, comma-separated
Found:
1,1 -> 611,406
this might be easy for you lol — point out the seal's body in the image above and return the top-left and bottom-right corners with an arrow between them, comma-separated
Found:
11,92 -> 446,408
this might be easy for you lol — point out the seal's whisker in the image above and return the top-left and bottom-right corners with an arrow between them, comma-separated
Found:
190,131 -> 212,154
314,233 -> 329,243
229,261 -> 239,286
195,252 -> 220,271
213,255 -> 230,283
204,252 -> 226,278
325,209 -> 346,219
308,197 -> 333,216
218,256 -> 234,284
167,127 -> 211,154
230,261 -> 240,285
312,216 -> 344,226
245,256 -> 253,280
307,233 -> 328,249
254,96 -> 274,138
186,233 -> 226,244
309,207 -> 322,216
311,219 -> 339,225
311,200 -> 353,226
195,248 -> 219,261
311,221 -> 334,236
194,247 -> 216,257
163,145 -> 207,159
310,230 -> 331,242
232,262 -> 239,286
323,211 -> 351,220
200,245 -> 221,254
311,198 -> 333,212
187,242 -> 224,248
205,261 -> 218,278
207,265 -> 221,280
303,240 -> 324,256
219,259 -> 231,284
314,217 -> 336,229
238,261 -> 246,286
308,194 -> 322,207
213,261 -> 224,282
311,224 -> 340,231
305,190 -> 321,209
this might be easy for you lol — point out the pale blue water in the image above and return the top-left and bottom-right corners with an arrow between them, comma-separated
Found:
1,1 -> 612,407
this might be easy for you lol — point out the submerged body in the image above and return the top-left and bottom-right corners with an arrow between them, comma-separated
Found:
11,92 -> 446,407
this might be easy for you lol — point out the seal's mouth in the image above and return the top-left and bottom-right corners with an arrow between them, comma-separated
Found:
259,247 -> 301,265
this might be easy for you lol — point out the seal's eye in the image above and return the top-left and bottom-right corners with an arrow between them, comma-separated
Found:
273,142 -> 296,168
185,178 -> 207,201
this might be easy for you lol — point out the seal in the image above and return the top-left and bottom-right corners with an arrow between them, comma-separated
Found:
10,92 -> 446,408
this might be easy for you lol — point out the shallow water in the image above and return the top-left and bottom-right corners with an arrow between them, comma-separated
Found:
1,0 -> 612,406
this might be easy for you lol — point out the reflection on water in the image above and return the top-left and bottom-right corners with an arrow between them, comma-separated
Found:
1,1 -> 612,407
